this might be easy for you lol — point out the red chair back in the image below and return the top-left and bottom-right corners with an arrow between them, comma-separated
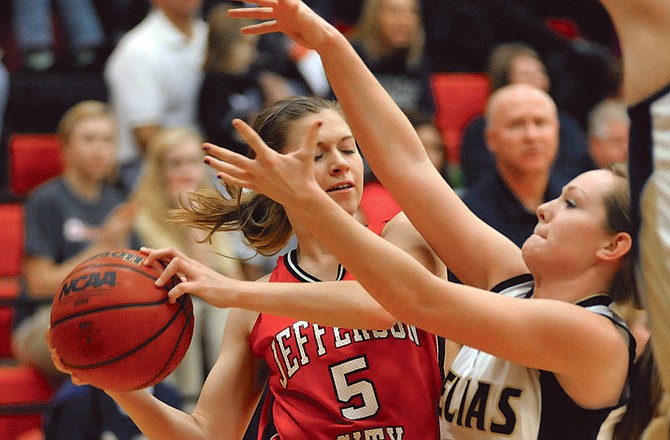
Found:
0,365 -> 54,440
9,134 -> 63,197
431,73 -> 490,164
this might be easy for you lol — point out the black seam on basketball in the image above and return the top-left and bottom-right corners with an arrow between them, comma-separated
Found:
50,297 -> 170,328
138,299 -> 194,389
61,301 -> 186,370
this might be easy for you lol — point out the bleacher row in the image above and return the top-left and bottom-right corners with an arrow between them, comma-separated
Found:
0,72 -> 490,440
0,134 -> 62,440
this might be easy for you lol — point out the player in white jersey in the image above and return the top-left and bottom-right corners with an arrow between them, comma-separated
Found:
200,2 -> 637,439
598,1 -> 670,437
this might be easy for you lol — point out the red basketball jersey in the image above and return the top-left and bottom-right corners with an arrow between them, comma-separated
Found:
250,247 -> 441,439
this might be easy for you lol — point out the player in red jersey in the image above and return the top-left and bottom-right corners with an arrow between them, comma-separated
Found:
49,95 -> 444,439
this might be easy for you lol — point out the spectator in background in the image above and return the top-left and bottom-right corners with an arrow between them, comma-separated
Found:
132,126 -> 245,405
460,42 -> 591,189
104,0 -> 207,193
586,98 -> 630,169
419,0 -> 615,125
358,110 -> 447,227
348,0 -> 435,116
0,53 -> 8,139
11,0 -> 106,71
43,378 -> 183,440
409,110 -> 449,182
0,54 -> 9,190
12,101 -> 137,384
199,3 -> 296,156
460,84 -> 562,248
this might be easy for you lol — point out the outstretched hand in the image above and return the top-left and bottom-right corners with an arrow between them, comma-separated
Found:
228,0 -> 337,51
203,117 -> 324,211
140,247 -> 245,309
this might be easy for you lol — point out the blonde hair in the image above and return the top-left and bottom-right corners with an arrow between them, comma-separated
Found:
351,0 -> 425,68
170,96 -> 343,256
203,3 -> 255,73
57,100 -> 115,145
133,127 -> 208,246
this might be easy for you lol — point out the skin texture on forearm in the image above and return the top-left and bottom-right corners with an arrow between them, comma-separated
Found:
313,31 -> 525,290
234,279 -> 396,329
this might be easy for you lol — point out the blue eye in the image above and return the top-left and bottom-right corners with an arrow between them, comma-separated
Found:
565,200 -> 576,208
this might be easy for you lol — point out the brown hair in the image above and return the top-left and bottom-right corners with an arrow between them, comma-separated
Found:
203,3 -> 255,73
487,42 -> 543,92
351,0 -> 425,68
169,96 -> 343,255
602,162 -> 639,306
612,342 -> 663,440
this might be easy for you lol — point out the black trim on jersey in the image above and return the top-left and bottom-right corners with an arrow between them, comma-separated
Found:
284,248 -> 345,283
575,294 -> 613,308
582,298 -> 637,406
437,336 -> 447,380
491,273 -> 534,293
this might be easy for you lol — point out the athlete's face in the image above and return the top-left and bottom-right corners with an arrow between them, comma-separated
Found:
283,110 -> 364,217
522,169 -> 623,276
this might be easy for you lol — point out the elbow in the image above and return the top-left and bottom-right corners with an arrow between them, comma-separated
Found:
367,305 -> 399,330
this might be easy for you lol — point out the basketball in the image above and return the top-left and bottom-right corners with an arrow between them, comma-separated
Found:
50,249 -> 194,391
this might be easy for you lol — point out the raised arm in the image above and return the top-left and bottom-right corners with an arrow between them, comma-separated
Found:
142,211 -> 444,330
206,114 -> 629,409
228,0 -> 526,290
600,0 -> 670,104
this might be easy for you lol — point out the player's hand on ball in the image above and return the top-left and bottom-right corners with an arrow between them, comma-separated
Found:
141,247 -> 242,308
46,326 -> 88,386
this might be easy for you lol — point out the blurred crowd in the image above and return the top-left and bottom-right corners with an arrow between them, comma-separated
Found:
0,0 -> 651,439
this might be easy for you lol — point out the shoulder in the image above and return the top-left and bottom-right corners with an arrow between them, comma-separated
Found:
25,179 -> 66,208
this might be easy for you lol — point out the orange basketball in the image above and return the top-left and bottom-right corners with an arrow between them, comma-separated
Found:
50,249 -> 194,391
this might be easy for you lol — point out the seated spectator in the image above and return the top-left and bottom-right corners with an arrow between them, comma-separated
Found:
0,54 -> 9,190
132,126 -> 245,405
359,110 -> 447,226
348,0 -> 435,116
460,42 -> 591,189
408,110 -> 449,182
586,98 -> 630,169
43,378 -> 182,440
460,84 -> 563,248
104,0 -> 208,193
419,0 -> 615,123
0,53 -> 8,138
199,3 -> 296,156
12,101 -> 138,384
11,0 -> 106,71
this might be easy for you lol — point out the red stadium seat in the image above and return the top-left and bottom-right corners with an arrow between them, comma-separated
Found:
431,73 -> 490,165
0,204 -> 24,278
0,203 -> 24,358
0,365 -> 54,440
0,279 -> 19,358
9,134 -> 63,197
